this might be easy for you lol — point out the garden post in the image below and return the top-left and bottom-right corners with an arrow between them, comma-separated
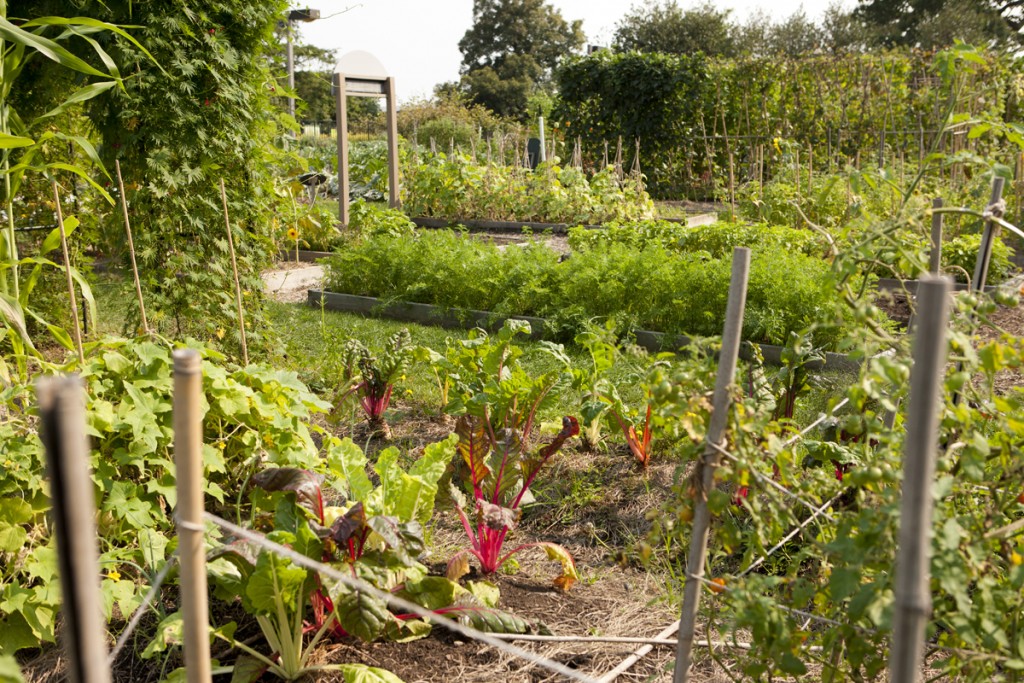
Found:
38,376 -> 112,683
970,177 -> 1005,293
928,198 -> 943,276
385,76 -> 400,209
51,180 -> 84,365
538,116 -> 546,163
219,179 -> 249,366
889,275 -> 952,683
173,349 -> 212,683
673,247 -> 751,683
335,72 -> 350,226
115,160 -> 149,334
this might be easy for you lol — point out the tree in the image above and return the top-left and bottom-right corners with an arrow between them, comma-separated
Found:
733,8 -> 825,57
855,0 -> 1020,47
613,1 -> 736,57
458,0 -> 584,119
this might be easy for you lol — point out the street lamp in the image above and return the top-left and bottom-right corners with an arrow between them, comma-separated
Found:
285,8 -> 321,120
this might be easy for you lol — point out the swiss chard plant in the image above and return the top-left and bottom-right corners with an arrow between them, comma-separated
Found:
434,320 -> 580,587
331,329 -> 413,440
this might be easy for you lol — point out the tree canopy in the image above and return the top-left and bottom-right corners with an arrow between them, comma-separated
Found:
613,1 -> 736,56
854,0 -> 1022,47
458,0 -> 584,119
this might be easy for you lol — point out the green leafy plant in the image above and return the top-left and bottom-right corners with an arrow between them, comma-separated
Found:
331,329 -> 413,440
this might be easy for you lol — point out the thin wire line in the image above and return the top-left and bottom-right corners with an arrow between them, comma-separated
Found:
782,397 -> 851,448
739,491 -> 845,577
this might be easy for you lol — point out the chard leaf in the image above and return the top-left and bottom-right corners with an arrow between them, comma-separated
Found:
328,501 -> 367,545
365,516 -> 424,564
252,468 -> 324,522
466,581 -> 500,608
245,547 -> 307,615
337,663 -> 406,683
333,588 -> 392,642
537,542 -> 578,592
441,606 -> 530,634
456,415 -> 491,489
229,653 -> 265,683
396,576 -> 464,611
327,438 -> 374,502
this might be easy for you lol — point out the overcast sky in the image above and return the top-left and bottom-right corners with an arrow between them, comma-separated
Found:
297,1 -> 854,103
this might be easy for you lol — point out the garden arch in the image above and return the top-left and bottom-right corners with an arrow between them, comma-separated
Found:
334,50 -> 400,226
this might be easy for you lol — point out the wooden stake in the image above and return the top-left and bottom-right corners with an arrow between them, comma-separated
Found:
51,180 -> 84,365
928,197 -> 944,276
173,349 -> 212,683
114,160 -> 149,335
971,177 -> 1005,293
673,248 -> 751,683
38,375 -> 112,683
888,276 -> 952,683
219,179 -> 249,366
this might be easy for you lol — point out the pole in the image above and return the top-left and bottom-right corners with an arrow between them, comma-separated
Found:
335,73 -> 350,226
51,180 -> 85,365
385,77 -> 400,209
928,197 -> 944,276
218,179 -> 249,366
115,160 -> 149,334
673,247 -> 751,683
888,275 -> 952,683
173,349 -> 212,683
38,376 -> 112,683
971,177 -> 1005,293
538,116 -> 546,163
286,20 -> 295,120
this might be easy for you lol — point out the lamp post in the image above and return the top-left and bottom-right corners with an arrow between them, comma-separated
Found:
286,8 -> 321,120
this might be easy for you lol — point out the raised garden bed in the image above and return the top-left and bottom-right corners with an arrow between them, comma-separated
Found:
410,215 -> 708,233
308,289 -> 860,371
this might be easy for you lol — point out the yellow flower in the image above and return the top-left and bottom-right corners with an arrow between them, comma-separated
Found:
287,228 -> 299,240
107,570 -> 122,582
215,327 -> 225,340
1012,551 -> 1023,566
773,137 -> 782,154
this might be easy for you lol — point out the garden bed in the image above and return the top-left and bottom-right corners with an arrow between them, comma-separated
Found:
410,216 -> 687,233
308,289 -> 861,370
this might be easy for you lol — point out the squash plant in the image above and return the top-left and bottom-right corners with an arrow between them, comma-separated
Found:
0,335 -> 331,655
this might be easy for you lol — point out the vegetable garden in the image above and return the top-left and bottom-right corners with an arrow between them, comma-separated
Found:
3,7 -> 1024,683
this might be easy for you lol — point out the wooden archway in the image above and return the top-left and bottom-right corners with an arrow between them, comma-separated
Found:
333,50 -> 400,226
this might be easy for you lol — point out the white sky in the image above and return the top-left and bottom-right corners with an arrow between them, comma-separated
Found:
297,1 -> 854,103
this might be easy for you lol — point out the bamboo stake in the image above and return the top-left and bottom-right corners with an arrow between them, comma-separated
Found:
970,177 -> 1005,294
601,621 -> 680,683
673,247 -> 751,683
888,275 -> 952,683
38,375 -> 112,683
173,349 -> 212,683
219,179 -> 249,366
928,197 -> 944,276
51,180 -> 84,365
115,160 -> 149,334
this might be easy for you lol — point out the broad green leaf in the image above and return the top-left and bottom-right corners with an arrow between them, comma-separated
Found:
141,612 -> 183,659
229,653 -> 265,683
246,550 -> 307,616
397,576 -> 463,611
466,580 -> 500,608
22,17 -> 161,73
442,606 -> 530,634
337,663 -> 406,683
0,654 -> 27,683
327,438 -> 374,502
333,588 -> 392,642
